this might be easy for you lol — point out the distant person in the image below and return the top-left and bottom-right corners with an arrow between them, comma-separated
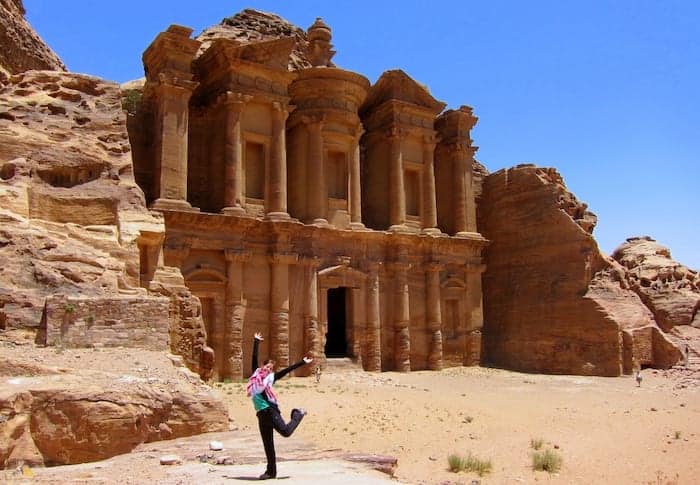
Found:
635,369 -> 642,387
315,365 -> 322,384
248,332 -> 313,480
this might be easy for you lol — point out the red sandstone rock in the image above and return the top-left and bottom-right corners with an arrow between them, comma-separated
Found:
0,0 -> 65,83
478,165 -> 680,375
0,350 -> 229,469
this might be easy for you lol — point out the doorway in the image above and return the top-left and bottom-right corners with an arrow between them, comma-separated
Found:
325,287 -> 348,357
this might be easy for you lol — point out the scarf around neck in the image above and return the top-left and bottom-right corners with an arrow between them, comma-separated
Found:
247,367 -> 278,403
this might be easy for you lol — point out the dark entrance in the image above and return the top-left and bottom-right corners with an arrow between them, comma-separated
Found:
325,287 -> 348,357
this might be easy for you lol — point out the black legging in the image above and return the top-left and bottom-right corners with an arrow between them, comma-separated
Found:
257,406 -> 304,476
251,338 -> 306,477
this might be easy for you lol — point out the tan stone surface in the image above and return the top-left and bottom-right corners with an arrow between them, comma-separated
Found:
478,165 -> 676,375
0,0 -> 65,83
0,345 -> 228,469
613,236 -> 700,331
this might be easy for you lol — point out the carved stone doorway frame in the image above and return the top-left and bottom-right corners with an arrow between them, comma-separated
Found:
317,264 -> 367,367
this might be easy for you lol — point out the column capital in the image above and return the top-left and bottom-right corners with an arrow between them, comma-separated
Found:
386,125 -> 408,140
219,91 -> 252,109
426,261 -> 444,273
153,72 -> 198,93
423,132 -> 439,146
224,249 -> 251,263
272,101 -> 294,121
300,256 -> 321,268
388,261 -> 411,274
301,114 -> 325,128
270,253 -> 298,265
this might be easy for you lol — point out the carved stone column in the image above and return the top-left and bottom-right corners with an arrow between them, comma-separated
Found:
150,76 -> 198,211
453,144 -> 469,234
302,258 -> 322,365
422,134 -> 439,234
464,146 -> 478,233
388,127 -> 406,230
365,261 -> 382,372
225,249 -> 249,380
349,127 -> 364,229
142,25 -> 200,212
426,262 -> 443,370
390,261 -> 411,371
221,92 -> 250,215
308,118 -> 328,225
211,297 -> 226,381
267,102 -> 291,220
464,262 -> 486,366
270,253 -> 297,367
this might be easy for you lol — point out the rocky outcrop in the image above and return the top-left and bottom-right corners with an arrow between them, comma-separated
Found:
0,0 -> 65,83
613,237 -> 700,330
0,71 -> 212,378
612,236 -> 700,366
0,348 -> 228,468
478,165 -> 681,375
196,8 -> 312,70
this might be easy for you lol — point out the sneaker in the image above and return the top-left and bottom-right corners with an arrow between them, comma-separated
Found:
292,408 -> 307,418
259,471 -> 276,480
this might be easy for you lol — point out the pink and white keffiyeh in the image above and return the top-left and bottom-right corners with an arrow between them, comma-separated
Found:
246,367 -> 278,403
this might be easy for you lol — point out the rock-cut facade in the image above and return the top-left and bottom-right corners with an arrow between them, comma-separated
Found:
130,20 -> 487,380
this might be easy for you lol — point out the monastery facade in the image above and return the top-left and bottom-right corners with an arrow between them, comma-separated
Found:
133,20 -> 487,380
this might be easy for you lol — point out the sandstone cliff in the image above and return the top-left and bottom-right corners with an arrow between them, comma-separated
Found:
478,165 -> 681,375
0,70 -> 212,378
0,0 -> 65,83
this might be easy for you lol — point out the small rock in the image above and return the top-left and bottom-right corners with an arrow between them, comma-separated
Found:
209,440 -> 224,451
159,454 -> 181,465
216,455 -> 234,465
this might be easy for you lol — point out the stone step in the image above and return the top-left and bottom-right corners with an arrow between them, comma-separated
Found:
322,357 -> 363,373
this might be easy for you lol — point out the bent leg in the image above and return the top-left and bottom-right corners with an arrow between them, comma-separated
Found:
269,406 -> 304,438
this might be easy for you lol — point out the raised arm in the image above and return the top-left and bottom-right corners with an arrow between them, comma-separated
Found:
252,333 -> 263,373
274,356 -> 313,381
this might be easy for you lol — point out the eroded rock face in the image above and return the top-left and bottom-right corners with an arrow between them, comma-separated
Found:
0,70 -> 212,378
478,165 -> 680,375
0,0 -> 65,83
612,236 -> 700,331
0,349 -> 228,468
196,8 -> 312,70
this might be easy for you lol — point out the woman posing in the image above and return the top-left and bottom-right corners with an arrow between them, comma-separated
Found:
247,332 -> 313,480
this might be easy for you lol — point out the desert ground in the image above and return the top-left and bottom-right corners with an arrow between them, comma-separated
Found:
2,344 -> 698,484
218,362 -> 699,485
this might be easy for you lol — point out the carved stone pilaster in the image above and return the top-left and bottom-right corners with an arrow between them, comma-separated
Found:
425,262 -> 443,370
389,261 -> 411,371
220,92 -> 252,215
387,126 -> 406,231
267,102 -> 292,220
422,133 -> 440,235
224,249 -> 250,380
293,258 -> 319,374
269,252 -> 298,367
364,261 -> 382,372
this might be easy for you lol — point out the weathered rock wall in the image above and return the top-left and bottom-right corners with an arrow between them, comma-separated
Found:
0,0 -> 65,82
478,165 -> 679,375
0,71 -> 212,378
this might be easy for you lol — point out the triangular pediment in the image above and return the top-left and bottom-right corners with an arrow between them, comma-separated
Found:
361,69 -> 446,116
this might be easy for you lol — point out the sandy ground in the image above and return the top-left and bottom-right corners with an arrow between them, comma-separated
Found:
217,365 -> 700,485
2,341 -> 699,484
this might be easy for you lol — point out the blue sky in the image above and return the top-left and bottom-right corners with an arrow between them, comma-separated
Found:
25,1 -> 699,269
